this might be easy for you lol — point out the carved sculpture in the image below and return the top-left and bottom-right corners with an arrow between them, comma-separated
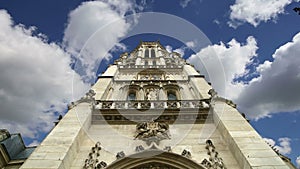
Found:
54,115 -> 63,126
163,146 -> 172,152
134,121 -> 170,145
181,149 -> 191,158
135,145 -> 145,152
225,99 -> 236,108
68,89 -> 96,110
146,88 -> 158,100
208,89 -> 218,98
201,140 -> 226,169
116,151 -> 125,159
0,129 -> 10,142
83,142 -> 107,169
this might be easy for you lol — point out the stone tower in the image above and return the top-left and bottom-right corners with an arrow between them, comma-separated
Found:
20,41 -> 294,169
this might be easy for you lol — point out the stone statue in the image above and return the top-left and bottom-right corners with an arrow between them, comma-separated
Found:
0,129 -> 10,142
147,88 -> 158,100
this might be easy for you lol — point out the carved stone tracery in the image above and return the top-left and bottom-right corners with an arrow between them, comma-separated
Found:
134,121 -> 170,145
201,140 -> 226,169
83,142 -> 107,169
131,163 -> 178,169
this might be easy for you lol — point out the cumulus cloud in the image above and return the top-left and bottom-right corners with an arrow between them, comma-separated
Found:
63,0 -> 136,82
0,10 -> 88,139
236,32 -> 300,119
188,31 -> 300,119
165,40 -> 198,58
165,45 -> 185,57
229,0 -> 295,28
0,0 -> 140,142
264,137 -> 292,155
185,41 -> 196,48
188,36 -> 258,98
276,138 -> 292,155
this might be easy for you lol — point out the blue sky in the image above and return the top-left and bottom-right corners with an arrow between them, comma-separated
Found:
0,0 -> 299,166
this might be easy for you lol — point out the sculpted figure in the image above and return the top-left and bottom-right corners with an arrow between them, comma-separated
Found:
147,88 -> 158,100
134,121 -> 171,143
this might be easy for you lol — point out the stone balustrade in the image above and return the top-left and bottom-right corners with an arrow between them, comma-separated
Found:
95,99 -> 210,110
119,65 -> 183,69
92,99 -> 212,124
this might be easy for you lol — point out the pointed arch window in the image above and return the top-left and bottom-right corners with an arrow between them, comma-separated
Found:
145,49 -> 149,58
105,150 -> 206,169
151,49 -> 156,58
167,91 -> 177,100
127,91 -> 136,101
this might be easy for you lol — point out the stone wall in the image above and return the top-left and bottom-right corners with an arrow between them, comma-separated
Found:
213,100 -> 290,169
70,122 -> 239,168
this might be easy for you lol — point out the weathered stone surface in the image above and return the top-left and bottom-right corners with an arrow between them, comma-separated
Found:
213,101 -> 288,168
20,41 -> 292,169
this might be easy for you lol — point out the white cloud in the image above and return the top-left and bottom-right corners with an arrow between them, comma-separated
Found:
229,0 -> 295,28
276,138 -> 292,155
188,36 -> 258,99
164,40 -> 198,58
165,45 -> 173,53
256,60 -> 272,73
63,0 -> 136,82
186,41 -> 196,48
0,0 -> 139,143
264,137 -> 292,155
236,32 -> 300,119
0,10 -> 88,139
164,45 -> 185,56
188,32 -> 300,120
213,19 -> 220,25
264,138 -> 276,146
296,156 -> 300,169
180,0 -> 192,8
174,48 -> 185,57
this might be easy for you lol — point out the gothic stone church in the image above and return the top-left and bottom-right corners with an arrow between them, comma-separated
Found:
19,41 -> 295,169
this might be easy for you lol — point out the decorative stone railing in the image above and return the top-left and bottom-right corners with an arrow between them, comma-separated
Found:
92,99 -> 211,124
94,99 -> 210,110
118,65 -> 183,69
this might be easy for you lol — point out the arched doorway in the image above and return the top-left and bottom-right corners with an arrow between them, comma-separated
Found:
106,149 -> 206,169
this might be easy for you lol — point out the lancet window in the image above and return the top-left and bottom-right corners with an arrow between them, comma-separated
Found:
151,49 -> 156,58
167,91 -> 177,100
127,91 -> 136,101
145,48 -> 149,58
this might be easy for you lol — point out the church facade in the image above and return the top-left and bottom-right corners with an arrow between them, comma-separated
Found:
20,41 -> 293,169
